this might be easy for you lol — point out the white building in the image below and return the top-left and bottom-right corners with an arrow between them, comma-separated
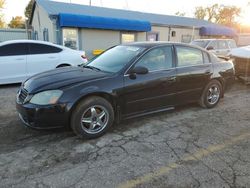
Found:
30,0 -> 237,57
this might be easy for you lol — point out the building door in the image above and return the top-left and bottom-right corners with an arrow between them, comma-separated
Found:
147,32 -> 159,41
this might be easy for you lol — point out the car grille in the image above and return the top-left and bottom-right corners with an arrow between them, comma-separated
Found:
18,88 -> 29,104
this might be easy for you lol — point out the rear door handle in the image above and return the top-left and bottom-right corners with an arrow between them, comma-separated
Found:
15,58 -> 25,60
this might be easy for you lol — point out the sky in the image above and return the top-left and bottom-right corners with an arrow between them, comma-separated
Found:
2,0 -> 250,24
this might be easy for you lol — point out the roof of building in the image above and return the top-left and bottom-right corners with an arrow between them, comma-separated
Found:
34,0 -> 214,28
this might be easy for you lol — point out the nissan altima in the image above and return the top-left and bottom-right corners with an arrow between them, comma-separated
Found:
16,42 -> 235,139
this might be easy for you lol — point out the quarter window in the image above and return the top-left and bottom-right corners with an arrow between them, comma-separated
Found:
0,43 -> 27,56
203,52 -> 210,64
28,43 -> 62,54
135,46 -> 173,71
176,46 -> 203,67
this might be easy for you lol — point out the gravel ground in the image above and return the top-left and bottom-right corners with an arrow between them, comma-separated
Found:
0,81 -> 250,188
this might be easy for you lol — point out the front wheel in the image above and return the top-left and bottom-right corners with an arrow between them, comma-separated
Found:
199,80 -> 222,108
71,96 -> 114,139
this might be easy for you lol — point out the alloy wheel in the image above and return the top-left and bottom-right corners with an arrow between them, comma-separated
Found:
81,105 -> 109,134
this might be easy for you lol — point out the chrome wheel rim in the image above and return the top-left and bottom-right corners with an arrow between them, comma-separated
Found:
207,85 -> 220,105
81,105 -> 109,134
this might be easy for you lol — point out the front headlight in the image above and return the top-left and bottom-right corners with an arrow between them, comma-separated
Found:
30,90 -> 63,105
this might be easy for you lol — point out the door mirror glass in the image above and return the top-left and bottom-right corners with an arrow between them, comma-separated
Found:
207,46 -> 214,51
131,66 -> 149,75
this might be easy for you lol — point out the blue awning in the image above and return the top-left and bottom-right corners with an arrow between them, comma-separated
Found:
200,25 -> 237,37
59,13 -> 151,32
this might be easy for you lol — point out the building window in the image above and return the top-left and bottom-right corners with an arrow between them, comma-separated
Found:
33,31 -> 38,40
147,32 -> 159,41
171,31 -> 176,37
121,33 -> 135,43
62,28 -> 78,50
181,35 -> 192,43
43,28 -> 49,41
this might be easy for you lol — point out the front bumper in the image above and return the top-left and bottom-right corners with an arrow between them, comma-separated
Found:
16,101 -> 70,129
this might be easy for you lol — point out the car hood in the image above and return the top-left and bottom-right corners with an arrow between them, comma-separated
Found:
23,67 -> 109,93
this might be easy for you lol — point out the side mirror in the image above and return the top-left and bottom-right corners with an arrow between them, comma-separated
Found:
207,46 -> 214,51
130,66 -> 149,75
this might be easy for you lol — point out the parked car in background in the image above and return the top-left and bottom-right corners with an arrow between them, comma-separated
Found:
230,45 -> 250,83
16,42 -> 235,139
0,40 -> 87,85
191,39 -> 237,58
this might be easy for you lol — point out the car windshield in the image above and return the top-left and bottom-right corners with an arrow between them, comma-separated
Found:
191,40 -> 210,48
87,45 -> 145,73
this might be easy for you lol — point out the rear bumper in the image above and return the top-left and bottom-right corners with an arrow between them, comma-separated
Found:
16,102 -> 70,129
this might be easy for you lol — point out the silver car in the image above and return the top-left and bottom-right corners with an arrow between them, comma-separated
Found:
191,39 -> 237,58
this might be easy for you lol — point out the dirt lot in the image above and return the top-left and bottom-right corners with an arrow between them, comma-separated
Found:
0,82 -> 250,188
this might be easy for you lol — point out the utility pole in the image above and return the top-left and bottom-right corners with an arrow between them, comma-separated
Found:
89,0 -> 92,6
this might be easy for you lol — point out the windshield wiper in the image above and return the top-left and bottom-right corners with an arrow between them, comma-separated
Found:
82,65 -> 101,71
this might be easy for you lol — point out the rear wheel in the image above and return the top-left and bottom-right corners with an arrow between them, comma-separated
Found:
199,80 -> 222,108
71,96 -> 114,139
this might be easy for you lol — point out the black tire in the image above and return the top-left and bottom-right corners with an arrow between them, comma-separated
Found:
71,96 -> 114,139
199,80 -> 222,108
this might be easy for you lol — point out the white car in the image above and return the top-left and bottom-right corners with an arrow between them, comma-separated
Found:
0,40 -> 88,85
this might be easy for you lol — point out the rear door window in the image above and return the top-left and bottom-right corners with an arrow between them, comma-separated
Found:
0,43 -> 28,56
176,46 -> 203,67
28,43 -> 62,55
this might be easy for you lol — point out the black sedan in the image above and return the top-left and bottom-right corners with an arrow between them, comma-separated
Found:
16,42 -> 235,139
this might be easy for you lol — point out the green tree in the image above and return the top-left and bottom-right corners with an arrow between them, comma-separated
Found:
206,4 -> 220,22
0,0 -> 5,28
194,4 -> 241,28
8,16 -> 25,28
217,6 -> 241,27
175,11 -> 186,17
194,6 -> 206,20
25,0 -> 34,20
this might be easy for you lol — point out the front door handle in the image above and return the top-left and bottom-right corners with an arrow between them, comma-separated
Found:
167,77 -> 176,82
205,70 -> 211,74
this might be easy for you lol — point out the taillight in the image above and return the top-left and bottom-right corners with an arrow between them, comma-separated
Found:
81,55 -> 88,60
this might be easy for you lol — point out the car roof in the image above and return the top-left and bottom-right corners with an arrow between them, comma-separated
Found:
123,41 -> 205,51
0,40 -> 67,49
193,39 -> 234,42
